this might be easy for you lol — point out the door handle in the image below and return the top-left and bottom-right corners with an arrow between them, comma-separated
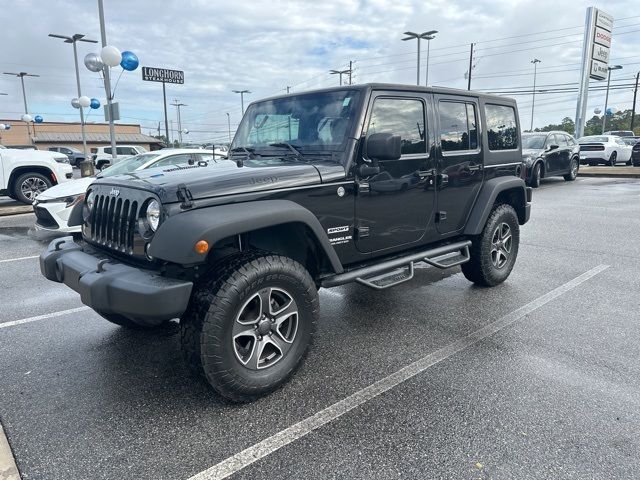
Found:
468,164 -> 483,172
437,173 -> 449,187
417,169 -> 435,179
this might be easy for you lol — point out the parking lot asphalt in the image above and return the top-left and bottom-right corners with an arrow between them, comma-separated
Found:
0,176 -> 639,480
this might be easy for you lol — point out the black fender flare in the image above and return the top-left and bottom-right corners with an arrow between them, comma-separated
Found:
464,177 -> 530,235
147,199 -> 344,272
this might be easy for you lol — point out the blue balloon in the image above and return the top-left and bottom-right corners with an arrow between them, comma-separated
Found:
90,98 -> 101,109
605,108 -> 613,116
120,51 -> 139,71
34,115 -> 43,123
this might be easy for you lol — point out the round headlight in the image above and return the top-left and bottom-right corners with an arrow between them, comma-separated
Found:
86,191 -> 95,210
146,199 -> 161,231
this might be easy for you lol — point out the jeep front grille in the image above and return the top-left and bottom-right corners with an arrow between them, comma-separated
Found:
89,193 -> 139,253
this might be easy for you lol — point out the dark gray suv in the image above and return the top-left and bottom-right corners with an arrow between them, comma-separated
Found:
521,131 -> 580,187
48,146 -> 85,167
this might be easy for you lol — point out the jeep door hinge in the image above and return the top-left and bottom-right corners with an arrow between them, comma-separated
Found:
355,226 -> 370,238
357,182 -> 370,194
176,184 -> 194,209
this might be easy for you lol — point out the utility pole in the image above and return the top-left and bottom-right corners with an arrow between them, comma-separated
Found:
48,33 -> 98,168
97,0 -> 117,162
329,68 -> 351,86
3,72 -> 39,145
233,90 -> 250,115
631,71 -> 639,132
171,99 -> 187,145
349,60 -> 353,85
602,65 -> 623,134
530,59 -> 541,131
226,113 -> 231,143
467,43 -> 474,90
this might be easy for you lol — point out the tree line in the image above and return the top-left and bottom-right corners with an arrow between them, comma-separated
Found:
529,109 -> 639,137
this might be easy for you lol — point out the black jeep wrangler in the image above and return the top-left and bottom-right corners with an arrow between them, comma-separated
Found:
41,84 -> 531,402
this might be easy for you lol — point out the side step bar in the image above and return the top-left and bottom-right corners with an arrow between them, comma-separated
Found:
321,240 -> 472,289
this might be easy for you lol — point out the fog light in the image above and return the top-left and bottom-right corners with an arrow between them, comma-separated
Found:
195,240 -> 209,254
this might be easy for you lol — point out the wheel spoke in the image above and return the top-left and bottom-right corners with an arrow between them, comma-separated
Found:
237,292 -> 263,325
233,329 -> 258,366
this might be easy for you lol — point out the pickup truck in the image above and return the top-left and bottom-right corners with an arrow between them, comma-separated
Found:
41,83 -> 531,402
0,145 -> 74,203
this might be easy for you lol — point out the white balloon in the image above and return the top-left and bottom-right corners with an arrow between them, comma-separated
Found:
79,96 -> 91,108
101,45 -> 122,67
182,128 -> 189,134
594,108 -> 602,115
0,124 -> 5,130
21,114 -> 32,122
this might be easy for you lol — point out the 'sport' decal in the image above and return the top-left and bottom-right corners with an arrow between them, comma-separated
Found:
327,226 -> 349,234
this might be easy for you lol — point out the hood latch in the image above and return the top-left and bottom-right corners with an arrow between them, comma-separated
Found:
176,184 -> 194,209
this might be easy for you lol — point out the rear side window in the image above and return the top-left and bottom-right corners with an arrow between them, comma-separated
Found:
104,147 -> 112,154
485,104 -> 518,150
554,134 -> 568,147
438,101 -> 478,152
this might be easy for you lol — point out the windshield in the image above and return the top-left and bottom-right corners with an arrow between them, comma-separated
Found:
522,135 -> 547,149
579,136 -> 608,143
231,89 -> 362,154
98,153 -> 161,177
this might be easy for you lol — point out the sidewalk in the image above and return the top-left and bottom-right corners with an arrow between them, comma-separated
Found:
579,165 -> 640,178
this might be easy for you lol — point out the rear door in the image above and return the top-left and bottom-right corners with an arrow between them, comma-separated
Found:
435,96 -> 483,235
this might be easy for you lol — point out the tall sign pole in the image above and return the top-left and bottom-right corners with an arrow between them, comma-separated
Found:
141,66 -> 185,147
574,7 -> 613,138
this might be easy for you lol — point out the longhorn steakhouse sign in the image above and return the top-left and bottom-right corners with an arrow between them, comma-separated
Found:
574,7 -> 614,138
141,66 -> 185,145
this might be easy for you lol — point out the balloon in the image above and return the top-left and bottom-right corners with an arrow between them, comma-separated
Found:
0,124 -> 5,130
182,128 -> 189,134
120,51 -> 139,71
84,52 -> 104,72
71,97 -> 81,109
101,45 -> 122,67
594,108 -> 602,115
21,114 -> 32,122
90,98 -> 101,109
34,115 -> 43,123
79,96 -> 91,108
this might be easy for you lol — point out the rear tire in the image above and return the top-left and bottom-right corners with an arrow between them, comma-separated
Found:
563,157 -> 579,181
608,151 -> 617,166
462,204 -> 520,287
180,252 -> 319,402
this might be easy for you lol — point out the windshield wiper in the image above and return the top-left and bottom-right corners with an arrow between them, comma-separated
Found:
230,146 -> 259,167
268,142 -> 304,158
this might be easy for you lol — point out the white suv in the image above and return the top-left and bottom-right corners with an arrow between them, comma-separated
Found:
0,145 -> 73,204
91,145 -> 147,170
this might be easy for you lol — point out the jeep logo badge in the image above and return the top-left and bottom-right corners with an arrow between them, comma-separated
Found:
109,188 -> 120,196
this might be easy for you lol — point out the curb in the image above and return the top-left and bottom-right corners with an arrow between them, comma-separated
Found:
0,424 -> 20,480
0,206 -> 32,217
579,172 -> 640,179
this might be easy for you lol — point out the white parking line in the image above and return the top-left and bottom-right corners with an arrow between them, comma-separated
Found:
0,306 -> 90,329
0,255 -> 39,264
188,264 -> 610,480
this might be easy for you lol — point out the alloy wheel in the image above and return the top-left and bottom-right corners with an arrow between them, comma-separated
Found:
232,287 -> 299,370
20,177 -> 48,201
491,222 -> 512,269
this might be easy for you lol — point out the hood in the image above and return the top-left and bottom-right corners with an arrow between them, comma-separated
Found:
521,148 -> 543,158
36,176 -> 94,200
90,158 -> 344,203
3,148 -> 68,163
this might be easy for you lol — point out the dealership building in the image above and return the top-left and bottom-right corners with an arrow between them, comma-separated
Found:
0,119 -> 164,152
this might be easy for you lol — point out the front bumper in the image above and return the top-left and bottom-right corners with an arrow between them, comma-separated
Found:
33,201 -> 80,233
40,237 -> 193,325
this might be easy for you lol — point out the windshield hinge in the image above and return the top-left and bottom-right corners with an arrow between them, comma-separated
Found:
176,184 -> 194,209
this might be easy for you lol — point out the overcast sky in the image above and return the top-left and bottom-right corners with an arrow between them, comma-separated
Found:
1,0 -> 638,142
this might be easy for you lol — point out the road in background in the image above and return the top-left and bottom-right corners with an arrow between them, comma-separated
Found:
0,177 -> 638,479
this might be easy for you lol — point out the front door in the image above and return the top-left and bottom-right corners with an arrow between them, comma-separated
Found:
355,93 -> 435,253
435,97 -> 483,235
544,134 -> 564,173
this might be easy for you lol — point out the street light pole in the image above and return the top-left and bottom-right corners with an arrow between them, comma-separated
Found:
97,0 -> 117,163
401,31 -> 437,86
424,32 -> 437,86
226,112 -> 231,143
3,72 -> 39,145
48,33 -> 98,165
602,65 -> 623,134
330,68 -> 351,86
233,90 -> 250,115
530,59 -> 541,131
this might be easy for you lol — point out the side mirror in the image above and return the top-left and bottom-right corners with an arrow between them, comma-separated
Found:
358,164 -> 380,176
366,132 -> 402,161
547,144 -> 559,151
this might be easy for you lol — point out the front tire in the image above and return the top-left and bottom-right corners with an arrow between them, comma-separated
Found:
180,253 -> 319,402
13,172 -> 52,204
461,204 -> 520,287
608,151 -> 617,166
528,162 -> 541,188
563,157 -> 579,181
